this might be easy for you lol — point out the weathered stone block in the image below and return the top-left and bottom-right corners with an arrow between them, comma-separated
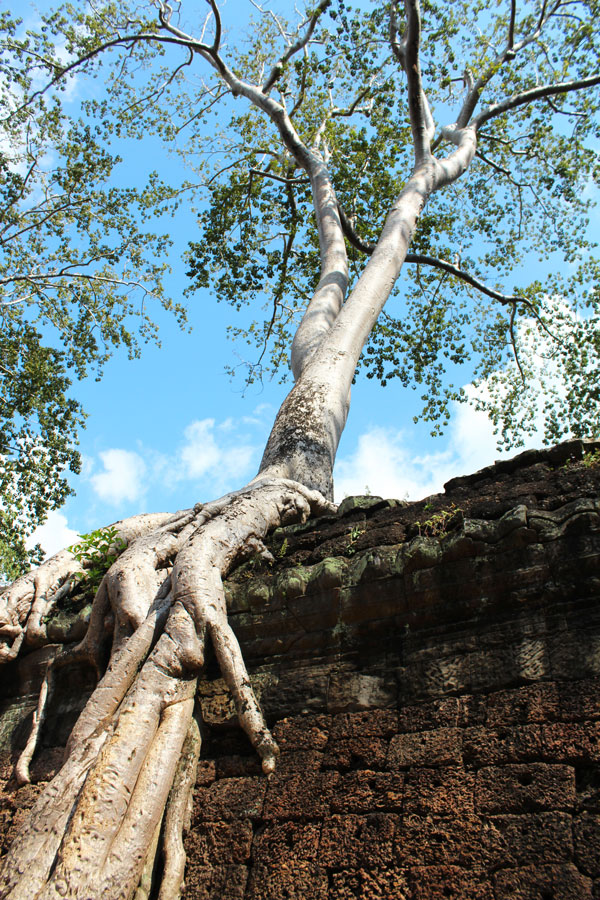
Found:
405,864 -> 494,899
263,771 -> 339,819
329,867 -> 409,900
388,728 -> 463,768
251,821 -> 321,862
403,767 -> 475,816
330,770 -> 404,814
487,683 -> 560,725
272,714 -> 331,750
462,725 -> 543,765
396,814 -> 496,868
398,698 -> 460,733
573,812 -> 600,877
329,709 -> 399,739
475,764 -> 576,814
327,674 -> 397,713
246,861 -> 329,900
323,736 -> 389,771
542,721 -> 600,763
182,864 -> 249,900
487,812 -> 573,866
493,863 -> 593,900
186,820 -> 253,865
192,777 -> 266,823
319,813 -> 398,867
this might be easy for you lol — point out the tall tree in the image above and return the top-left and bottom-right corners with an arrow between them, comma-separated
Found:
1,1 -> 599,897
0,9 -> 186,578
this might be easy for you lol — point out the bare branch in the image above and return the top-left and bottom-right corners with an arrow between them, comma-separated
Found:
537,0 -> 550,32
403,255 -> 526,307
455,0 -> 563,129
474,73 -> 600,128
206,0 -> 222,53
249,168 -> 309,186
2,30 -> 212,124
337,203 -> 375,255
478,130 -> 531,153
0,158 -> 38,219
119,46 -> 194,118
509,304 -> 527,384
544,94 -> 587,118
175,85 -> 230,135
289,54 -> 308,117
331,86 -> 374,118
507,0 -> 517,54
0,270 -> 161,303
475,148 -> 512,177
253,206 -> 298,374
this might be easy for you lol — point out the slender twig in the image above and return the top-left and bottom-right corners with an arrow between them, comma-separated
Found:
119,47 -> 194,116
509,304 -> 527,383
249,168 -> 308,185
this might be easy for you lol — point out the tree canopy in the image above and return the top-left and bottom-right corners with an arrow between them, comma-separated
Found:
0,9 -> 187,577
3,0 -> 600,580
42,0 -> 599,440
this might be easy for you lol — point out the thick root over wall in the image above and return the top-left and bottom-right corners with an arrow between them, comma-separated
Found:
0,478 -> 333,900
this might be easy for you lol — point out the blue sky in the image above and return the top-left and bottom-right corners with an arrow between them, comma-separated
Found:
20,0 -> 596,557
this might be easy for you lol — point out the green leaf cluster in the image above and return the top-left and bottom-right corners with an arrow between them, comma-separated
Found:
69,525 -> 127,599
0,8 -> 186,576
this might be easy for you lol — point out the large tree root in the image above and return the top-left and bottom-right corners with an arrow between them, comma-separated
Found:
0,479 -> 333,900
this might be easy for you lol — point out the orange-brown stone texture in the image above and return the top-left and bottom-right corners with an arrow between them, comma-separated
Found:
1,439 -> 600,899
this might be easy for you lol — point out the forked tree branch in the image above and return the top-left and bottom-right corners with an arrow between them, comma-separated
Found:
390,0 -> 435,163
455,0 -> 563,129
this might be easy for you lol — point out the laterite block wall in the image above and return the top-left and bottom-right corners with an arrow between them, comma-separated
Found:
1,440 -> 600,899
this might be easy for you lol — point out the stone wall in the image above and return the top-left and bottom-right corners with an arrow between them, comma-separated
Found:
1,440 -> 600,898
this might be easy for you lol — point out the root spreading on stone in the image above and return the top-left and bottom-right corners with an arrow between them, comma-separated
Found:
0,479 -> 334,900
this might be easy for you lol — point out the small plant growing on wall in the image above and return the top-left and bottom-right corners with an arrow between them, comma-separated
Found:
414,504 -> 463,538
69,526 -> 127,602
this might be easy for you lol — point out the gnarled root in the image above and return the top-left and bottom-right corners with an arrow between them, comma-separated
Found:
157,714 -> 202,900
0,511 -> 184,664
13,510 -> 197,785
0,479 -> 333,900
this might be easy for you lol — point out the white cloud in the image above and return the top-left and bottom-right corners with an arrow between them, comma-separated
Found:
90,449 -> 147,506
334,396 -> 532,504
84,418 -> 260,511
177,418 -> 256,489
26,511 -> 80,560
